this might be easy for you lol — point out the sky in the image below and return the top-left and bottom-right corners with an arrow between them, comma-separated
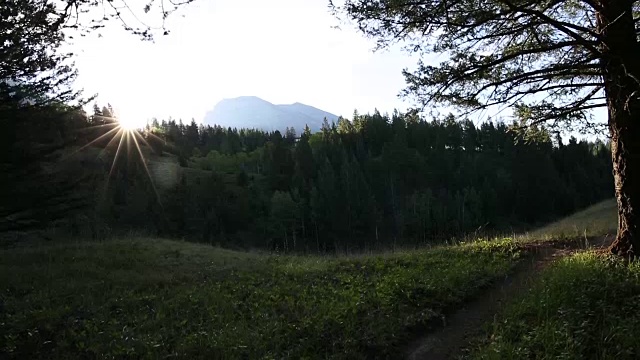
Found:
68,0 -> 420,128
65,0 -> 606,141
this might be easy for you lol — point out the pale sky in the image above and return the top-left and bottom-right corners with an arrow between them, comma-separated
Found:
69,0 -> 419,128
66,0 -> 606,140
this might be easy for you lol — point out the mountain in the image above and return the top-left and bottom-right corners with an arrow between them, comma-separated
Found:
203,96 -> 339,134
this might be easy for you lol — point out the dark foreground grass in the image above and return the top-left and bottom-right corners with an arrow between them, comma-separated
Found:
1,237 -> 520,359
470,252 -> 640,360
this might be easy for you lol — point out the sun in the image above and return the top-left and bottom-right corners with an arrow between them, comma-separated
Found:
118,116 -> 140,131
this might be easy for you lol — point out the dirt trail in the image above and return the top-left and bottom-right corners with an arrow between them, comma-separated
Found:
405,243 -> 586,360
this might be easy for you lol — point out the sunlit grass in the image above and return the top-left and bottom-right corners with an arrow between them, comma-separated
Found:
468,252 -> 640,360
517,199 -> 617,244
0,237 -> 522,359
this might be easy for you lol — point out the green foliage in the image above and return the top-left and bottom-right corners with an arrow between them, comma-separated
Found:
0,237 -> 521,359
268,191 -> 300,251
469,252 -> 640,359
192,149 -> 261,174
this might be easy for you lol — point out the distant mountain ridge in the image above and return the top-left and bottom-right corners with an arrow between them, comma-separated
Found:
203,96 -> 339,134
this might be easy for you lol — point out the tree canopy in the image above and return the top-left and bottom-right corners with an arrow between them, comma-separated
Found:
332,0 -> 639,132
0,0 -> 79,108
57,0 -> 197,40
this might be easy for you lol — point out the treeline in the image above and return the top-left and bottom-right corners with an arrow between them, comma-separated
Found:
93,107 -> 613,252
1,102 -> 95,233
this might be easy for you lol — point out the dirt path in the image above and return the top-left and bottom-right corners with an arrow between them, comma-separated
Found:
405,243 -> 581,360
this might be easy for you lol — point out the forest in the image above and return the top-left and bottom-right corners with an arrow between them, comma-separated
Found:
8,103 -> 610,253
0,0 -> 628,255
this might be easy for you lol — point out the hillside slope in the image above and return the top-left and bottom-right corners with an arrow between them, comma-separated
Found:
521,199 -> 617,242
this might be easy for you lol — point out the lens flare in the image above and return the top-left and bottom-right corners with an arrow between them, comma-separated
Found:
62,112 -> 165,209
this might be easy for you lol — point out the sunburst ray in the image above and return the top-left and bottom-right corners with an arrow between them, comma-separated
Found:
66,114 -> 166,211
61,126 -> 122,161
107,128 -> 127,181
131,129 -> 162,206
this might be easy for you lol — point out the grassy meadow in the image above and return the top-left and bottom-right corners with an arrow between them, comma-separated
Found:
469,200 -> 640,360
469,252 -> 640,360
1,237 -> 521,359
1,199 -> 631,359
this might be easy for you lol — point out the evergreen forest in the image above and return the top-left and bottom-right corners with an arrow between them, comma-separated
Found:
13,104 -> 612,253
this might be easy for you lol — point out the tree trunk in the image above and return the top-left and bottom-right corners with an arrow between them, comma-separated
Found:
597,1 -> 640,258
292,224 -> 297,250
315,221 -> 320,253
284,228 -> 288,253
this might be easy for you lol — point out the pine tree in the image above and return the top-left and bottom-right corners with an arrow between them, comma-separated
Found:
334,0 -> 640,257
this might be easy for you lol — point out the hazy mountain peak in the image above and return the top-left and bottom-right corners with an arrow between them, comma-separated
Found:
203,97 -> 338,133
224,95 -> 265,101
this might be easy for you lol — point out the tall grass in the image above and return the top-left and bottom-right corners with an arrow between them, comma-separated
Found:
469,252 -> 640,359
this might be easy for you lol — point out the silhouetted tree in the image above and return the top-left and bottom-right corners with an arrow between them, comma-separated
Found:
332,0 -> 639,256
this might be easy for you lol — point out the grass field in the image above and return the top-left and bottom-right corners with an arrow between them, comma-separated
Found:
0,237 -> 521,359
1,199 -> 628,359
469,200 -> 640,360
469,252 -> 640,360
